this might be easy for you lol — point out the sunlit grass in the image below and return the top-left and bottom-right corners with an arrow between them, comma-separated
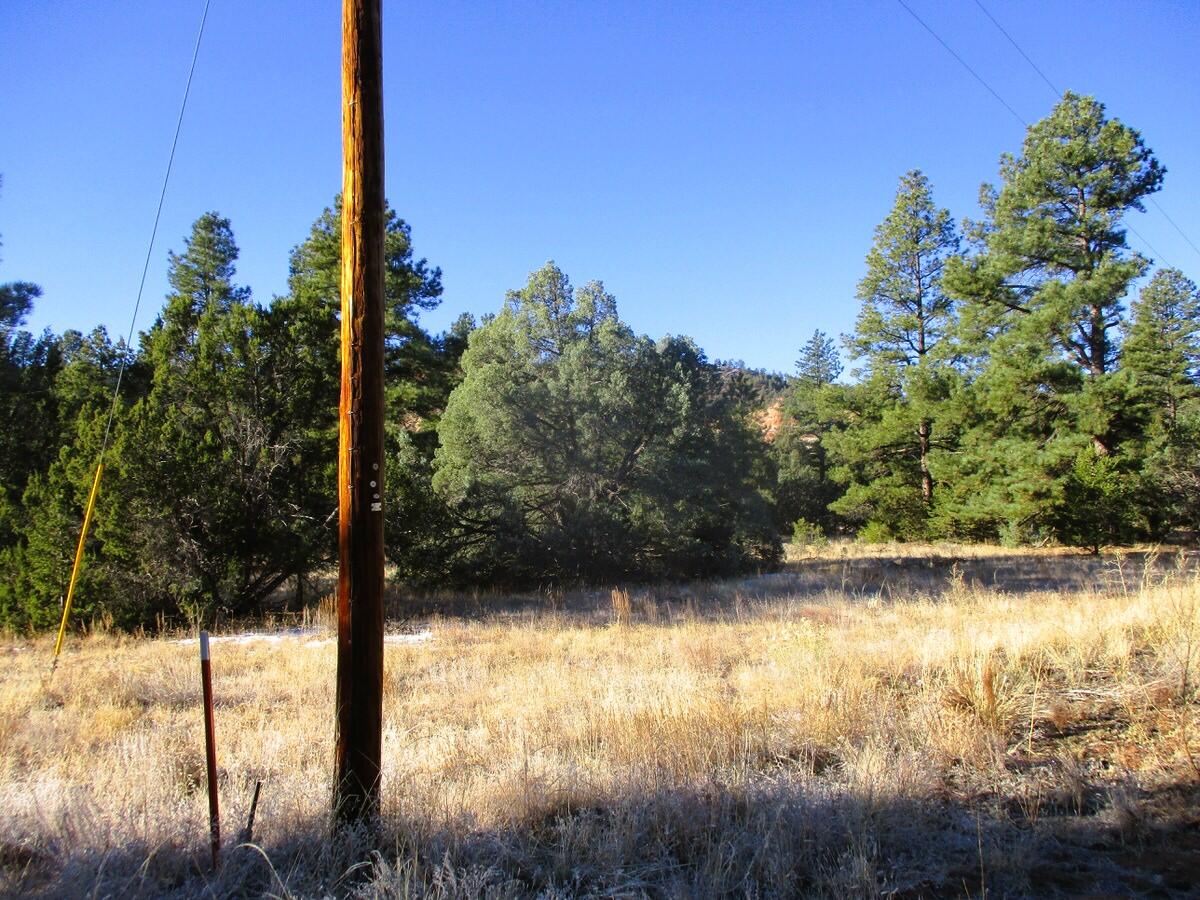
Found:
2,545 -> 1198,896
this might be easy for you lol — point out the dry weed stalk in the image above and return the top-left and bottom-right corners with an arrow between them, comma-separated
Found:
610,587 -> 632,626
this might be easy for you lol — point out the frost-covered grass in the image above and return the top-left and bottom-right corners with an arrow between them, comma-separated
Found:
2,545 -> 1199,897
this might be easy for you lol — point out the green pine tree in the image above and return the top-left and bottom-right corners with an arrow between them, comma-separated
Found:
267,197 -> 449,588
942,93 -> 1163,544
110,213 -> 306,623
774,329 -> 844,534
795,330 -> 842,387
0,253 -> 61,547
1123,267 -> 1200,427
827,170 -> 960,537
0,316 -> 143,630
1123,268 -> 1200,535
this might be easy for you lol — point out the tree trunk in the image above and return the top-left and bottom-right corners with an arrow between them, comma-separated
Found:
1088,303 -> 1111,456
918,419 -> 933,505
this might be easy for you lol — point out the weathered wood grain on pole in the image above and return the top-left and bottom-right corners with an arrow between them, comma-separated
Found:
334,0 -> 386,826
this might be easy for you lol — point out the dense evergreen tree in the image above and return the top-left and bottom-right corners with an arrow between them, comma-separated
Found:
433,262 -> 780,583
2,407 -> 115,629
1123,268 -> 1200,536
1142,401 -> 1200,536
271,198 -> 445,427
947,93 -> 1162,395
1050,450 -> 1139,553
827,170 -> 960,537
0,210 -> 72,626
1,322 -> 144,629
98,213 -> 300,623
773,329 -> 844,534
268,197 -> 450,591
0,255 -> 61,546
941,93 -> 1163,545
795,330 -> 842,387
1124,268 -> 1200,427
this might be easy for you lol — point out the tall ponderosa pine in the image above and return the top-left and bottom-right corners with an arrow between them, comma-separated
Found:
796,330 -> 842,387
947,92 -> 1163,451
828,170 -> 959,536
272,198 -> 444,427
942,93 -> 1163,544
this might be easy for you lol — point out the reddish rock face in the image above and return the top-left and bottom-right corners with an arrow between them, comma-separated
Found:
754,400 -> 784,443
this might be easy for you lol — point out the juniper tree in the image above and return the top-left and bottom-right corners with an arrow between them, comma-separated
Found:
0,250 -> 60,546
0,213 -> 67,626
56,212 -> 321,625
433,261 -> 780,583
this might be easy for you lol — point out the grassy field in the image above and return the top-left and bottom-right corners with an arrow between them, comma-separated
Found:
3,543 -> 1200,897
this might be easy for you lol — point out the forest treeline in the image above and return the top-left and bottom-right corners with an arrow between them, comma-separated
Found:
1,92 -> 1197,630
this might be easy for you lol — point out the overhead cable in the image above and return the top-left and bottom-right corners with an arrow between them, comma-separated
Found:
51,0 -> 213,675
971,0 -> 1199,264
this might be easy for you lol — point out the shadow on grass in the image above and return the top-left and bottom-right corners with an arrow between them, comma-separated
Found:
8,775 -> 1199,898
749,547 -> 1198,602
382,548 -> 1199,629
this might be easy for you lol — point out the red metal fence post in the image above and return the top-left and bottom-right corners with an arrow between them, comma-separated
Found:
200,631 -> 220,868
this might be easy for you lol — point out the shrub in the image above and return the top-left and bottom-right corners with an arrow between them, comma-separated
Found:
791,518 -> 827,548
857,520 -> 894,543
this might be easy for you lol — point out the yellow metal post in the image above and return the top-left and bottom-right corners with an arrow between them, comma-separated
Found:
50,460 -> 105,670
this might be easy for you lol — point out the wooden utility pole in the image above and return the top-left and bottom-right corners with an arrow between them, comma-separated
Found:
334,0 -> 386,826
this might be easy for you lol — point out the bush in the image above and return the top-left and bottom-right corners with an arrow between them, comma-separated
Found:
791,518 -> 827,548
857,520 -> 894,543
1050,451 -> 1139,553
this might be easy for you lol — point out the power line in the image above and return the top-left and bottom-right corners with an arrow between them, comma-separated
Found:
1125,222 -> 1170,269
893,0 -> 1028,128
102,0 -> 212,450
51,0 -> 212,676
971,0 -> 1060,97
1150,198 -> 1200,261
895,0 -> 1180,268
970,0 -> 1200,266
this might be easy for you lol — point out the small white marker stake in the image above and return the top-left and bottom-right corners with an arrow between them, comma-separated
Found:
199,631 -> 220,868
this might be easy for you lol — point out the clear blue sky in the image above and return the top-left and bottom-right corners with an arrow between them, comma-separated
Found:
2,0 -> 1198,374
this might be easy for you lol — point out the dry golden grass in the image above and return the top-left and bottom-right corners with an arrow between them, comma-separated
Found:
2,544 -> 1200,897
